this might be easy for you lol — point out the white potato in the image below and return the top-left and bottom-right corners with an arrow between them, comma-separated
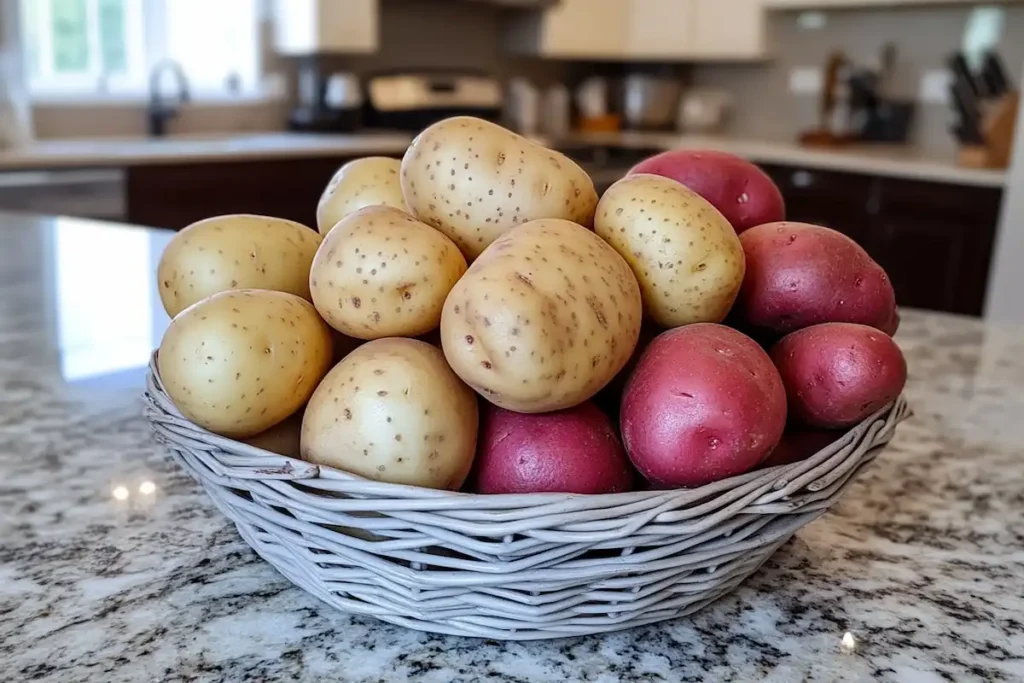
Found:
158,214 -> 321,318
244,412 -> 303,458
401,116 -> 598,260
595,174 -> 746,327
316,157 -> 406,234
158,290 -> 333,438
301,338 -> 478,490
440,218 -> 642,413
309,206 -> 467,340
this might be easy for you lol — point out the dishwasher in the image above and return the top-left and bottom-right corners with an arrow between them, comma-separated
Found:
0,168 -> 126,221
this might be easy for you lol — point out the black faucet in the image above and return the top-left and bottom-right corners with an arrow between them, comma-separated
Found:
148,60 -> 190,137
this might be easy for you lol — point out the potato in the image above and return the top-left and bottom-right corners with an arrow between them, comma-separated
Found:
760,426 -> 842,469
595,174 -> 745,327
736,222 -> 898,336
158,214 -> 321,318
244,412 -> 303,458
441,218 -> 642,413
472,401 -> 634,494
316,157 -> 406,235
629,149 -> 785,234
771,322 -> 907,429
401,116 -> 598,260
309,205 -> 467,340
158,290 -> 333,438
300,338 -> 478,490
621,324 -> 787,488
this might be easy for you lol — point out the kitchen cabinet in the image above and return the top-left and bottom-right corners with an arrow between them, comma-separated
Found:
625,0 -> 694,59
272,0 -> 378,55
507,0 -> 766,61
763,0 -> 1020,8
506,0 -> 630,59
125,155 -> 399,230
691,0 -> 766,61
759,164 -> 1002,316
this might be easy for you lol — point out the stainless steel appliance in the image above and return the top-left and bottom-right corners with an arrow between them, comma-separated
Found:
289,60 -> 363,133
364,71 -> 502,131
621,73 -> 682,130
0,169 -> 126,221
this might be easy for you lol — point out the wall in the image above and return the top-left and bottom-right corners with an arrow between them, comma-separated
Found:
985,72 -> 1024,323
691,5 -> 1024,156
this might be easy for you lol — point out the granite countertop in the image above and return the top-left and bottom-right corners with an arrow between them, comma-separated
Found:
1,212 -> 1022,682
0,130 -> 1007,188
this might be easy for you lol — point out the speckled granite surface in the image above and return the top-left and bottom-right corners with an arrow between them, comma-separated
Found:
1,214 -> 1022,683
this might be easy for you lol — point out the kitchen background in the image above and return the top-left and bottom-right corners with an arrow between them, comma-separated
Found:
0,0 -> 1023,322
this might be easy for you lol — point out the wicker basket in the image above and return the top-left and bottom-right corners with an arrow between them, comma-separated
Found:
143,354 -> 909,640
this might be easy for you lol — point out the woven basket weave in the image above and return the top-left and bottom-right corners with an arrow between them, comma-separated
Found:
143,354 -> 909,640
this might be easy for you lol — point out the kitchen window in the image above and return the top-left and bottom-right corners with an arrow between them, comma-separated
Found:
19,0 -> 262,102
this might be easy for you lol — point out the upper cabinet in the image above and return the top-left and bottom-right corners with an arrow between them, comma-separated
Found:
507,0 -> 767,61
763,0 -> 1019,7
273,0 -> 379,55
691,0 -> 766,60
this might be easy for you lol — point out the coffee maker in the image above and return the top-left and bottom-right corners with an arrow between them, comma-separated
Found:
288,57 -> 363,133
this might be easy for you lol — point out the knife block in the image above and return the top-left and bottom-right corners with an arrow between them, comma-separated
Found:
958,92 -> 1019,169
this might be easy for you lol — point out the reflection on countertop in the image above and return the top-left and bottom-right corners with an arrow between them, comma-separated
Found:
2,213 -> 1023,682
0,130 -> 1006,188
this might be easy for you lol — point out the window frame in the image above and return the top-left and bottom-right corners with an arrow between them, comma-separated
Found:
21,0 -> 270,105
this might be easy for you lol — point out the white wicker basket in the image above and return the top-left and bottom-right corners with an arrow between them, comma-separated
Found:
143,354 -> 909,640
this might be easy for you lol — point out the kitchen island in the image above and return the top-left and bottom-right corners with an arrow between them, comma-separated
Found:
2,213 -> 1022,682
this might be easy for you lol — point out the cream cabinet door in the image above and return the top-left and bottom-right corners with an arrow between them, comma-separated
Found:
691,0 -> 766,59
625,0 -> 695,59
540,0 -> 631,58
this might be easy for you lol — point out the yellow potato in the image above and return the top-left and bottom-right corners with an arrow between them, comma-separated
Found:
316,157 -> 406,235
158,214 -> 321,318
440,218 -> 642,413
401,116 -> 598,260
244,412 -> 303,458
595,174 -> 746,327
158,290 -> 333,438
309,206 -> 467,340
301,338 -> 478,490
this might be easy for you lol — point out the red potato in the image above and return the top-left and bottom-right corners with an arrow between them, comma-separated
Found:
620,324 -> 787,488
628,149 -> 785,234
473,402 -> 634,495
771,322 -> 907,429
760,427 -> 842,469
737,222 -> 898,336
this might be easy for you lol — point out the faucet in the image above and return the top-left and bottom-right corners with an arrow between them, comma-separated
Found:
148,60 -> 190,137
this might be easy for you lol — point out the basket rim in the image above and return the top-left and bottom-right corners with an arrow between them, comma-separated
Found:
145,350 -> 909,503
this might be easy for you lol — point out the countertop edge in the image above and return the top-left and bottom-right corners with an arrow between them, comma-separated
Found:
0,132 -> 1007,188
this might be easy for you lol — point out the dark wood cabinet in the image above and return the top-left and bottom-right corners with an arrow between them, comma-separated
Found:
758,163 -> 1002,317
124,153 -> 1003,317
125,155 -> 400,231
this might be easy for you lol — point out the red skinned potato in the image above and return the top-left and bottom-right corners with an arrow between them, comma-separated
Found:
760,427 -> 842,469
621,324 -> 787,488
629,149 -> 785,233
473,402 -> 634,495
771,322 -> 907,429
737,222 -> 898,336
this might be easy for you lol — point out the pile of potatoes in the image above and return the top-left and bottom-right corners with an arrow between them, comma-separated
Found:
155,116 -> 906,494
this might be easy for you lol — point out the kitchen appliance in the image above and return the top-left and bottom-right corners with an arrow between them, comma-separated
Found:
575,77 -> 619,132
541,84 -> 571,139
677,88 -> 733,134
506,78 -> 540,134
289,60 -> 363,132
364,71 -> 502,131
621,73 -> 682,131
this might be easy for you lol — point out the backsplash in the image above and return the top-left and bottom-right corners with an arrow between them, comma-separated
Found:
692,5 -> 1024,157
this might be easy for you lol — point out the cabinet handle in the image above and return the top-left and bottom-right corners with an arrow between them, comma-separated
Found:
792,170 -> 813,188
